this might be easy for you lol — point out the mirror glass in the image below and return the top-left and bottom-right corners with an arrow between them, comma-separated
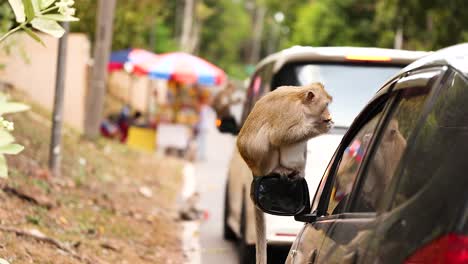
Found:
251,175 -> 309,216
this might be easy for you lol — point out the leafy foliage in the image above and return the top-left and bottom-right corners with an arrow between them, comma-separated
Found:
0,94 -> 29,178
71,0 -> 177,53
1,0 -> 79,44
290,0 -> 468,50
374,0 -> 468,50
198,0 -> 250,79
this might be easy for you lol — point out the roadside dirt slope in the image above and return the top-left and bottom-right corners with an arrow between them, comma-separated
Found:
0,91 -> 185,264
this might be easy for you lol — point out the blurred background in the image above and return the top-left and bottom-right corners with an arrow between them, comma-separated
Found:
0,0 -> 467,264
72,0 -> 468,80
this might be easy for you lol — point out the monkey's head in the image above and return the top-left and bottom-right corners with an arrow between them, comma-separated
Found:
300,83 -> 333,134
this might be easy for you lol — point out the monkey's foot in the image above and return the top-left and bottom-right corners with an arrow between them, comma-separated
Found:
274,167 -> 301,179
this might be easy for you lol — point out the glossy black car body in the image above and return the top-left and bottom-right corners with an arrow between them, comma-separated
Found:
282,43 -> 468,264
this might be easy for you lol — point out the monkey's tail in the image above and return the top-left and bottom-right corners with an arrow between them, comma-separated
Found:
255,207 -> 267,264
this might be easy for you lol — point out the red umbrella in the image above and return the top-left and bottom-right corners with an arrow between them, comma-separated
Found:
145,52 -> 226,86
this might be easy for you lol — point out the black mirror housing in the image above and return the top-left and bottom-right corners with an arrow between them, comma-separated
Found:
250,174 -> 310,216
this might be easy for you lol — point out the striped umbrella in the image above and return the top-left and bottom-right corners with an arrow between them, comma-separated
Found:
146,52 -> 226,86
108,48 -> 158,73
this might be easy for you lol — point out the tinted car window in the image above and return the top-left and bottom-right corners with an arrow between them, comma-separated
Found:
353,88 -> 431,212
326,112 -> 383,215
392,72 -> 468,209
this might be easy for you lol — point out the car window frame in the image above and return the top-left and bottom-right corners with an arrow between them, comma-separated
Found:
240,62 -> 275,126
346,66 -> 449,214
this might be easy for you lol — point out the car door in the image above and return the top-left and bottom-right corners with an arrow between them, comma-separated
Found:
363,68 -> 468,264
286,83 -> 395,264
317,67 -> 446,264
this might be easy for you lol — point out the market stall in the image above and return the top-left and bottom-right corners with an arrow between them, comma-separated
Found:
104,51 -> 226,157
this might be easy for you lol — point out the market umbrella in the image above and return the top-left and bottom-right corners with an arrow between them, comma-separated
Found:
146,52 -> 226,86
108,48 -> 158,73
108,49 -> 159,113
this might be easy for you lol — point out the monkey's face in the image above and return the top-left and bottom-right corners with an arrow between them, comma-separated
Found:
302,87 -> 334,134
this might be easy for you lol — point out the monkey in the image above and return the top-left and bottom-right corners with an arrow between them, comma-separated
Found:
236,83 -> 333,264
237,83 -> 333,178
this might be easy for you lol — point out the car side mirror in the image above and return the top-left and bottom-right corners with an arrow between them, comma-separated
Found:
250,174 -> 310,216
216,116 -> 239,135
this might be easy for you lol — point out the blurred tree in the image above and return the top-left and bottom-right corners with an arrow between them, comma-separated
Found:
70,0 -> 467,79
290,0 -> 468,51
261,0 -> 303,51
72,0 -> 177,52
198,0 -> 250,79
374,0 -> 468,50
290,0 -> 377,47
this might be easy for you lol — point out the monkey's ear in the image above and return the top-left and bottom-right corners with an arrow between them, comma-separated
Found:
305,91 -> 315,102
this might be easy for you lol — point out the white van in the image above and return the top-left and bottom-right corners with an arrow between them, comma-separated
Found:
219,46 -> 429,264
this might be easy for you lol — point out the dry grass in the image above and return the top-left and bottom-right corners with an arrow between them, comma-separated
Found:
0,90 -> 185,263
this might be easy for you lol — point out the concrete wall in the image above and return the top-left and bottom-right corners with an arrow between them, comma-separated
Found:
0,32 -> 90,132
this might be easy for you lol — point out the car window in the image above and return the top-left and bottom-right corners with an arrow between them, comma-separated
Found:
352,69 -> 443,213
326,111 -> 383,215
310,93 -> 389,216
391,71 -> 468,209
353,88 -> 431,212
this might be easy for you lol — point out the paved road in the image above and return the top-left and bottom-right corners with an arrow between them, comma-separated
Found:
193,90 -> 244,264
195,128 -> 239,264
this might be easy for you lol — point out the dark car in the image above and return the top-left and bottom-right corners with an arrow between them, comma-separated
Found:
251,43 -> 468,264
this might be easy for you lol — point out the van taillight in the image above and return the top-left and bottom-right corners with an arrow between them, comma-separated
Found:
404,233 -> 468,264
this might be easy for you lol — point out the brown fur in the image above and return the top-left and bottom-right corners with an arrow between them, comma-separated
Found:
237,83 -> 333,177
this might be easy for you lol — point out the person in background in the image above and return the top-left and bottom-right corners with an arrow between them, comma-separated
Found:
117,104 -> 131,142
195,91 -> 215,161
100,115 -> 119,139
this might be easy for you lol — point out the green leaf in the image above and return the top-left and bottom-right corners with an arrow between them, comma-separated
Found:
40,14 -> 79,22
39,0 -> 55,9
22,0 -> 35,21
31,0 -> 40,14
31,18 -> 65,38
8,0 -> 26,23
0,102 -> 30,115
22,26 -> 46,46
0,130 -> 15,147
0,143 -> 24,155
0,155 -> 8,178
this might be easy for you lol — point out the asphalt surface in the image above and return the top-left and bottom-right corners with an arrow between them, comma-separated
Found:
195,128 -> 239,264
194,90 -> 244,264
